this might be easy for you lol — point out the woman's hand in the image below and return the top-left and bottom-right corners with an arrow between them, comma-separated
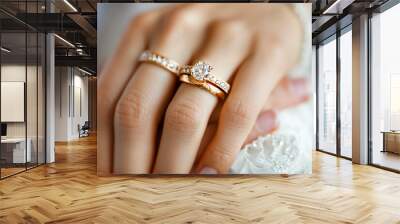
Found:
194,76 -> 309,173
98,3 -> 304,175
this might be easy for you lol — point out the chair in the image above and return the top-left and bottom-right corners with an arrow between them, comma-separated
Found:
79,121 -> 90,138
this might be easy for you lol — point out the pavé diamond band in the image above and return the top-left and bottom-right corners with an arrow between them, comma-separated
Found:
179,61 -> 230,94
179,74 -> 226,100
138,51 -> 180,75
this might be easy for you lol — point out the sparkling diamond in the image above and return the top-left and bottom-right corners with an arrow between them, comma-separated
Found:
191,61 -> 212,81
139,52 -> 147,60
168,63 -> 176,69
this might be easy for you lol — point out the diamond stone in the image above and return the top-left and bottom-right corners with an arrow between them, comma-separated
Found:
191,61 -> 212,81
168,63 -> 176,69
209,75 -> 215,81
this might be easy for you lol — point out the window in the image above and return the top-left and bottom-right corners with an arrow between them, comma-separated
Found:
339,29 -> 352,158
371,3 -> 400,171
0,1 -> 47,179
1,30 -> 28,178
317,37 -> 337,154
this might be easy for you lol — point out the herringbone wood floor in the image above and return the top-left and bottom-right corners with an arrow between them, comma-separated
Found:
1,135 -> 400,224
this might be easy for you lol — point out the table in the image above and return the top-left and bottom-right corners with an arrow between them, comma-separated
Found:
381,131 -> 400,154
1,138 -> 32,164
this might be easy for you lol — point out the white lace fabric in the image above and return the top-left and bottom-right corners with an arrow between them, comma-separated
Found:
230,101 -> 313,174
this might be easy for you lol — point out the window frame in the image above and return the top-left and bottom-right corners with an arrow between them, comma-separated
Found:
315,24 -> 353,160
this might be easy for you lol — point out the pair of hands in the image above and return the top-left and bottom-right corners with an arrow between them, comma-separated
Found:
98,4 -> 306,175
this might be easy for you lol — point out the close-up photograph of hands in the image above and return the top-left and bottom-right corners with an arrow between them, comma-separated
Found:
2,1 -> 400,222
97,3 -> 312,175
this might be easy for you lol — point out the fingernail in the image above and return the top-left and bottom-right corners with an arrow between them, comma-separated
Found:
199,167 -> 218,174
289,79 -> 308,97
255,111 -> 277,132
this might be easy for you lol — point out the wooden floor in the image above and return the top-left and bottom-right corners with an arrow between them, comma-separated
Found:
1,135 -> 400,224
1,167 -> 26,178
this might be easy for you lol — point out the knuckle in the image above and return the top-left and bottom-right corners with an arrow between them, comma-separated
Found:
210,144 -> 236,170
222,100 -> 255,130
154,6 -> 201,51
114,90 -> 150,129
130,11 -> 155,30
211,19 -> 248,37
164,6 -> 200,32
165,100 -> 204,132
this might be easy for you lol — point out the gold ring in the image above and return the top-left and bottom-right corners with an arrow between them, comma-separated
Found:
179,61 -> 230,94
180,74 -> 226,100
138,50 -> 180,75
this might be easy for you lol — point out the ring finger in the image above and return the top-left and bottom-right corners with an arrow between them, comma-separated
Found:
153,20 -> 252,174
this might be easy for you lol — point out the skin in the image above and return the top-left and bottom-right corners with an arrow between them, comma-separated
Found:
97,3 -> 305,175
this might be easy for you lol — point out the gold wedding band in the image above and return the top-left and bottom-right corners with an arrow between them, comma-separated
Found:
138,53 -> 229,100
138,50 -> 180,75
180,74 -> 226,100
179,61 -> 230,94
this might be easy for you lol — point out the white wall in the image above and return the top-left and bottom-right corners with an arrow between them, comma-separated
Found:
55,67 -> 70,141
54,67 -> 89,141
1,82 -> 25,122
71,73 -> 89,138
1,65 -> 26,139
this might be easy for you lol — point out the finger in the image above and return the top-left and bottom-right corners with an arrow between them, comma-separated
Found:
263,77 -> 310,111
197,76 -> 309,159
194,109 -> 277,167
207,77 -> 310,124
193,109 -> 277,173
153,19 -> 252,174
200,77 -> 309,153
191,122 -> 217,173
113,6 -> 208,174
97,11 -> 160,176
196,42 -> 294,174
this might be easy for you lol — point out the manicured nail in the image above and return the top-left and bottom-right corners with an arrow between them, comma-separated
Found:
199,167 -> 218,174
289,79 -> 308,97
255,110 -> 277,132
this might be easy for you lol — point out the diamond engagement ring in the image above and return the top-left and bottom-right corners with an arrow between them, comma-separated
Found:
138,51 -> 180,75
179,61 -> 230,94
